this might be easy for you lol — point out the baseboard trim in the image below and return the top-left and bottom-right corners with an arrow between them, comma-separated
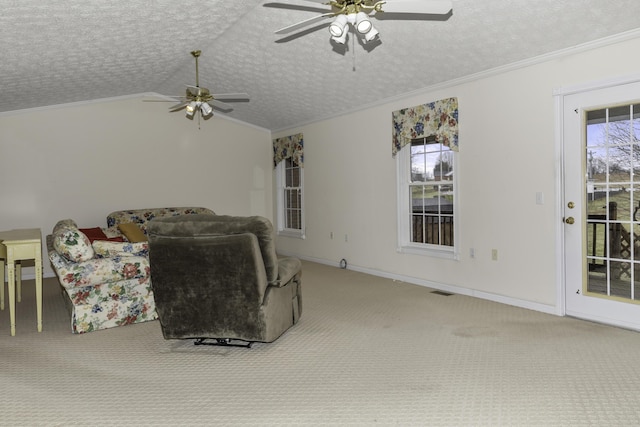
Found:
29,254 -> 557,318
565,310 -> 640,332
282,252 -> 558,317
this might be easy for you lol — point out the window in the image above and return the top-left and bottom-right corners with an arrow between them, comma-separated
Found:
397,136 -> 457,258
276,157 -> 305,238
585,103 -> 640,299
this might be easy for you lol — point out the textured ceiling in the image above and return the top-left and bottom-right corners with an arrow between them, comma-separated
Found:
2,0 -> 640,131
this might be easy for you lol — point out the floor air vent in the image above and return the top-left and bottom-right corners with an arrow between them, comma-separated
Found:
431,290 -> 454,296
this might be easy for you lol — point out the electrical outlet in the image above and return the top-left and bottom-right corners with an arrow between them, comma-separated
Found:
344,234 -> 348,242
470,248 -> 475,258
330,232 -> 333,239
491,249 -> 498,261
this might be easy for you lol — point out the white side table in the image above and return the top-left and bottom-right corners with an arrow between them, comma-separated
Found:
0,228 -> 43,336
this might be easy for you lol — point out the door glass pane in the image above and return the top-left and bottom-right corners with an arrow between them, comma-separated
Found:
635,262 -> 640,300
585,104 -> 640,300
586,146 -> 607,186
633,144 -> 640,182
610,261 -> 632,298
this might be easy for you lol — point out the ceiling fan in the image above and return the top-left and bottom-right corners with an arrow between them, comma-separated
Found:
153,50 -> 250,121
267,0 -> 453,45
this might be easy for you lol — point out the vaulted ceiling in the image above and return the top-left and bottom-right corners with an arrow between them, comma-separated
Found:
2,0 -> 640,131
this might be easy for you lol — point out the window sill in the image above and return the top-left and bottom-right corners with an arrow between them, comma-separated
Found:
277,229 -> 306,239
397,244 -> 458,260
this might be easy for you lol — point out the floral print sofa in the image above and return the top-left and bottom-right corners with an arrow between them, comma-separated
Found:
47,207 -> 215,333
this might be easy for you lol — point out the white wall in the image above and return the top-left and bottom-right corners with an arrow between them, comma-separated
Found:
0,97 -> 272,276
273,35 -> 640,312
4,34 -> 640,310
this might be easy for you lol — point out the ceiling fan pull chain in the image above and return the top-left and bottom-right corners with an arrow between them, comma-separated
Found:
352,27 -> 357,72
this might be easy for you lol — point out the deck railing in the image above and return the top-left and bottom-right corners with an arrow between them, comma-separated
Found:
412,215 -> 454,246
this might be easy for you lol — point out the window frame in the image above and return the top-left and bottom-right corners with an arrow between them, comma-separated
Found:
276,157 -> 305,239
396,137 -> 459,259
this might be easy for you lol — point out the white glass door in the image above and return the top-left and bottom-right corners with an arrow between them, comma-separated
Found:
563,81 -> 640,330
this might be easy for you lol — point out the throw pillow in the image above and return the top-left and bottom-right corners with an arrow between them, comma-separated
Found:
53,227 -> 95,263
118,223 -> 148,243
79,227 -> 124,243
79,227 -> 106,242
53,219 -> 78,234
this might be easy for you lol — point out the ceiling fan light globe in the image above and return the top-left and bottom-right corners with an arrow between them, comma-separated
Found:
200,102 -> 213,116
332,31 -> 348,44
328,25 -> 342,37
329,14 -> 348,37
364,26 -> 379,43
355,12 -> 372,34
185,101 -> 197,117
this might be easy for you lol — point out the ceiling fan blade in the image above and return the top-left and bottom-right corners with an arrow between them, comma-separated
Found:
378,0 -> 452,15
275,12 -> 334,34
212,93 -> 250,102
210,100 -> 234,112
263,2 -> 328,14
143,93 -> 182,102
169,101 -> 190,112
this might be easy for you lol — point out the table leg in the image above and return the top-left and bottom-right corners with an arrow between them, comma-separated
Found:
7,262 -> 15,336
16,261 -> 21,303
0,260 -> 4,311
35,258 -> 42,332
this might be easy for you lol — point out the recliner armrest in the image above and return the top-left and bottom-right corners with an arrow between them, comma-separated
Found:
274,256 -> 302,287
92,240 -> 149,258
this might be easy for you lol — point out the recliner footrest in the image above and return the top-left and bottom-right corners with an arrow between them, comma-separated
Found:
193,338 -> 253,348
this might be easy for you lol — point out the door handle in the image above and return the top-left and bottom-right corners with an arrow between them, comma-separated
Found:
565,217 -> 575,225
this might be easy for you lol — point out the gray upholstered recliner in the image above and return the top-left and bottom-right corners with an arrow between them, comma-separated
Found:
147,214 -> 302,347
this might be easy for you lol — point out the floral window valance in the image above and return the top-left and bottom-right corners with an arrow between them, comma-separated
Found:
273,133 -> 304,168
392,97 -> 458,156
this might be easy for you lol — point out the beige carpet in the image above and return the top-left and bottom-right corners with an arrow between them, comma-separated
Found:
1,260 -> 640,426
